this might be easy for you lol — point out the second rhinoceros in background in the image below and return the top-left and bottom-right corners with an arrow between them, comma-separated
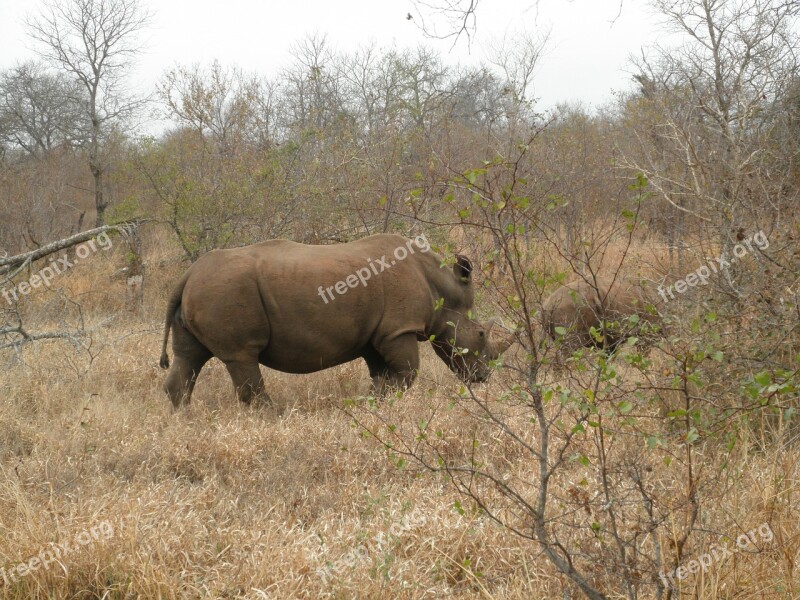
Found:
542,276 -> 662,353
160,233 -> 512,407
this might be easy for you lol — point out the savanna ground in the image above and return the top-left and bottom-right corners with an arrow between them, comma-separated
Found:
0,228 -> 797,600
3,0 -> 800,596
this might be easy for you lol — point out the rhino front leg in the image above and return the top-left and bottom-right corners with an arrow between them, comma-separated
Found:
363,348 -> 391,396
224,360 -> 270,405
372,333 -> 420,395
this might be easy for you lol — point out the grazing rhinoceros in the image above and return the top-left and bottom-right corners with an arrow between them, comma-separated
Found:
542,276 -> 661,353
159,233 -> 512,407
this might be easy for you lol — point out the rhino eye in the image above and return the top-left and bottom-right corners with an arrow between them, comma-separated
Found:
478,330 -> 485,338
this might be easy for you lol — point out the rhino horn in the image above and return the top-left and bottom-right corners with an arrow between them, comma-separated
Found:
487,319 -> 514,354
493,333 -> 514,354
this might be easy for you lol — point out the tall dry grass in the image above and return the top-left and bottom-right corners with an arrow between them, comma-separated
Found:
0,232 -> 797,599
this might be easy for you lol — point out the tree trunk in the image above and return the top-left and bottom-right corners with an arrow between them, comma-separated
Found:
90,97 -> 106,226
90,108 -> 105,227
92,161 -> 106,227
124,224 -> 144,315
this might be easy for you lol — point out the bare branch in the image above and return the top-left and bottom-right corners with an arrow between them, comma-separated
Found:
0,220 -> 143,276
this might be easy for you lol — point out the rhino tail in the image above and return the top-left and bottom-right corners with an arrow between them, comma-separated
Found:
160,270 -> 191,370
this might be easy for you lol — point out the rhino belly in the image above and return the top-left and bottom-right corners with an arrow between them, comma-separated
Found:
258,338 -> 365,374
257,307 -> 375,375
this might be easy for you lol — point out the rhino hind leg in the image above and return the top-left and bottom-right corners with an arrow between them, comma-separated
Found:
164,316 -> 212,408
224,360 -> 270,405
164,354 -> 210,408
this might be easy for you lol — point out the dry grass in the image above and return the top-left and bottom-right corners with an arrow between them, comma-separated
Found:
0,236 -> 797,599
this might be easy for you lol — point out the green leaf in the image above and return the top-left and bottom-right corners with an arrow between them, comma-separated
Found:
754,371 -> 771,387
618,400 -> 633,413
686,428 -> 700,444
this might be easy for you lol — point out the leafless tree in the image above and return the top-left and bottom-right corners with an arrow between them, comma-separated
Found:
0,61 -> 88,157
409,1 -> 622,43
485,30 -> 548,130
340,43 -> 399,137
409,0 -> 481,44
624,0 -> 800,290
279,34 -> 345,134
159,61 -> 260,149
27,0 -> 152,226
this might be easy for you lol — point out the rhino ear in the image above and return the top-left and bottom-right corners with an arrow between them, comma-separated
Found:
454,255 -> 472,283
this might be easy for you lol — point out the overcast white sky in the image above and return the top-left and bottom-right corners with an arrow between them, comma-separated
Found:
0,0 -> 664,113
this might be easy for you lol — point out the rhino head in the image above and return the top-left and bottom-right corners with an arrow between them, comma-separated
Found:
428,256 -> 513,383
431,317 -> 513,383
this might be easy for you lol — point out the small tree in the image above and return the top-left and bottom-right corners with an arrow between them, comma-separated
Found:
0,61 -> 87,157
27,0 -> 151,226
623,0 -> 800,289
350,122 -> 791,598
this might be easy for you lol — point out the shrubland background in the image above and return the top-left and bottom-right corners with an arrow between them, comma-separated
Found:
0,0 -> 799,598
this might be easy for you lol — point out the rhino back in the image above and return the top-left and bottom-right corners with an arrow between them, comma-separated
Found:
542,276 -> 659,348
601,278 -> 659,322
542,281 -> 601,340
259,236 -> 437,371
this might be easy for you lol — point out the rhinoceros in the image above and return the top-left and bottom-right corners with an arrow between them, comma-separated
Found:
542,276 -> 661,353
159,233 -> 512,407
